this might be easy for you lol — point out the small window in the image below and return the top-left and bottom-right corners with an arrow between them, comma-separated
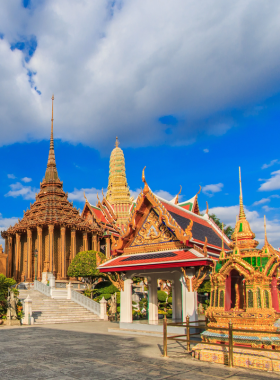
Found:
248,289 -> 253,308
257,288 -> 262,308
264,290 -> 269,308
219,290 -> 224,308
215,289 -> 219,307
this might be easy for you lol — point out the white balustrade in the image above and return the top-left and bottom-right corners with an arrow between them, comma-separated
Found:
71,289 -> 101,316
34,280 -> 51,296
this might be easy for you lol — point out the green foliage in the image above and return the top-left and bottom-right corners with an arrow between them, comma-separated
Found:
209,214 -> 234,240
167,309 -> 172,315
157,290 -> 167,302
0,274 -> 17,318
95,283 -> 119,295
167,296 -> 172,304
197,280 -> 211,294
132,276 -> 143,284
67,250 -> 106,284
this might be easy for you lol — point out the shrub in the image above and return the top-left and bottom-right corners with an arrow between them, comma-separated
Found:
167,309 -> 172,315
157,290 -> 167,302
167,296 -> 172,304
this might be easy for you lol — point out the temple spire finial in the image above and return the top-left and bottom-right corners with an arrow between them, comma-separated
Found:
44,95 -> 59,181
264,215 -> 268,245
239,167 -> 246,219
115,136 -> 119,148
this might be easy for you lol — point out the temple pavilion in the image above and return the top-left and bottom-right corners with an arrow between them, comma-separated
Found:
98,168 -> 231,326
1,97 -> 103,282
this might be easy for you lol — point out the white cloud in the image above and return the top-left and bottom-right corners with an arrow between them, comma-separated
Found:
0,213 -> 20,246
68,187 -> 104,206
154,190 -> 175,201
7,174 -> 16,179
21,177 -> 32,183
259,170 -> 280,191
203,149 -> 209,153
262,159 -> 278,169
262,205 -> 276,212
5,182 -> 39,200
253,198 -> 270,206
209,205 -> 280,248
1,1 -> 280,149
202,183 -> 223,196
129,188 -> 141,201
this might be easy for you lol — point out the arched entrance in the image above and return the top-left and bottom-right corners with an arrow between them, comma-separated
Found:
225,269 -> 245,310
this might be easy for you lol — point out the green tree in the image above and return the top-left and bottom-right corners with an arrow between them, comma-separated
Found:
0,274 -> 16,318
67,250 -> 106,288
209,213 -> 234,240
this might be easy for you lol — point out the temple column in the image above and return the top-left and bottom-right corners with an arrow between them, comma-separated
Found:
71,229 -> 76,260
83,232 -> 88,251
61,226 -> 66,279
15,233 -> 21,281
172,274 -> 182,322
148,276 -> 158,324
98,238 -> 100,252
7,235 -> 13,278
106,237 -> 111,259
49,225 -> 54,273
92,234 -> 98,251
27,229 -> 32,281
37,227 -> 42,280
120,278 -> 133,323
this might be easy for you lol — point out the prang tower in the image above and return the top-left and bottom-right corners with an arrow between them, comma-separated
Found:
106,137 -> 132,227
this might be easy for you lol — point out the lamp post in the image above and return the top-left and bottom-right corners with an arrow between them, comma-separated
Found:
34,249 -> 38,281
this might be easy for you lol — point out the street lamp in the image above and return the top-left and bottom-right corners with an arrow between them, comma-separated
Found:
34,249 -> 38,281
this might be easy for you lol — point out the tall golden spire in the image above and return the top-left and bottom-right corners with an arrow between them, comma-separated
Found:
239,167 -> 246,219
264,215 -> 268,246
231,168 -> 258,249
106,138 -> 132,226
44,95 -> 59,182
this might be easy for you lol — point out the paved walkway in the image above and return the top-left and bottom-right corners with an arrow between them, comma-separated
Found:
0,322 -> 279,379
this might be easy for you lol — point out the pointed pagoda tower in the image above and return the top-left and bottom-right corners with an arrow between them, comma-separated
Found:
106,137 -> 132,227
2,96 -> 102,281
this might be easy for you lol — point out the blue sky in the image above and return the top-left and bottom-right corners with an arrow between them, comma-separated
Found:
0,0 -> 280,247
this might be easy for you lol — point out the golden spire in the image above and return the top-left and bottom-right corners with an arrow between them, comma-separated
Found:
239,167 -> 246,219
222,222 -> 224,251
264,215 -> 268,246
230,168 -> 258,249
106,137 -> 132,226
44,95 -> 59,182
175,185 -> 182,204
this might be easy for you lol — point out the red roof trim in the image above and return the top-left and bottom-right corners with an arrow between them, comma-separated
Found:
99,260 -> 210,272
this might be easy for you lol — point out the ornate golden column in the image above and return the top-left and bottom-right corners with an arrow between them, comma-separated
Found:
27,229 -> 32,281
92,234 -> 98,251
49,225 -> 54,273
15,233 -> 21,280
106,237 -> 111,259
83,232 -> 88,251
37,226 -> 42,280
71,229 -> 76,260
61,226 -> 66,279
7,235 -> 13,278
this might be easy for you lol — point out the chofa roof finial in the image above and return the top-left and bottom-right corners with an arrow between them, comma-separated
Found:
142,166 -> 149,195
175,185 -> 182,205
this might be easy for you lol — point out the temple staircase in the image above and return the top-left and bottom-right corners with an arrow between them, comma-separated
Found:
19,289 -> 101,324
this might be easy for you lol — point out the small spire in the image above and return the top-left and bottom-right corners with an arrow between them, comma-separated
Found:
44,95 -> 59,182
235,215 -> 238,246
115,136 -> 119,148
239,167 -> 246,219
222,222 -> 224,251
205,201 -> 209,215
196,185 -> 201,196
264,215 -> 268,245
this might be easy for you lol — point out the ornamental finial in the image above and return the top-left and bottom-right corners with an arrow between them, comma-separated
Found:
84,191 -> 88,202
264,215 -> 268,245
142,166 -> 149,194
196,185 -> 201,196
115,136 -> 119,147
239,167 -> 246,219
205,201 -> 209,215
175,185 -> 182,204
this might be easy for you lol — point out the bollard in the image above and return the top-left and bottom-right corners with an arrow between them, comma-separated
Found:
186,315 -> 190,352
163,315 -> 168,357
228,321 -> 233,367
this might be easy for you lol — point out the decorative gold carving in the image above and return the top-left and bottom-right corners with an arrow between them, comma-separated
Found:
203,237 -> 208,256
192,267 -> 207,292
132,209 -> 174,246
181,267 -> 190,292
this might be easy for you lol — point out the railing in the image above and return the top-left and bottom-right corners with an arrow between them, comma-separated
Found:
71,289 -> 101,316
34,280 -> 51,296
163,316 -> 280,368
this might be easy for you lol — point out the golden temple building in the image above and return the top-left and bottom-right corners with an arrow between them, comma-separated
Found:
106,137 -> 133,227
1,97 -> 103,281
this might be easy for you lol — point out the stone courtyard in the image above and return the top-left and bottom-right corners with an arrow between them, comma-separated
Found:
0,322 -> 279,380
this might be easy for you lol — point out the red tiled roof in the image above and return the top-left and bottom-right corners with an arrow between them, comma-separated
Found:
99,249 -> 212,272
90,206 -> 108,224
